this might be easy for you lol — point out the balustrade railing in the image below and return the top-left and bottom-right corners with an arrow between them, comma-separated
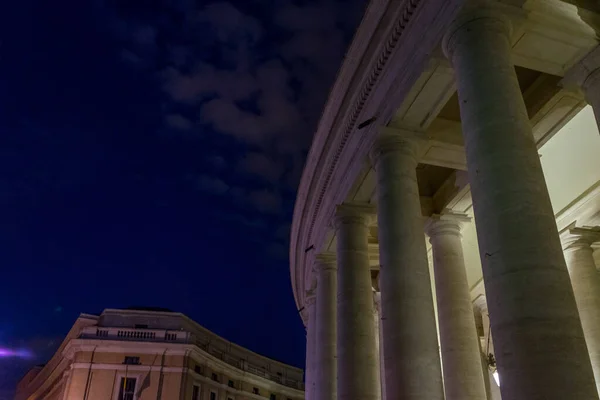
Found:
79,326 -> 189,343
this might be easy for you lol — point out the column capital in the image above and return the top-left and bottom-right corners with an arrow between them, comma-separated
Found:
425,212 -> 471,239
563,46 -> 600,96
334,203 -> 375,228
369,127 -> 425,166
442,4 -> 511,62
561,224 -> 600,251
314,253 -> 337,272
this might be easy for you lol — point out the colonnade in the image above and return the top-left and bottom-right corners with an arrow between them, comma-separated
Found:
303,6 -> 600,400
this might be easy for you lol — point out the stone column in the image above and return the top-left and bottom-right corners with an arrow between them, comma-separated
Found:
562,226 -> 600,396
425,214 -> 487,400
473,297 -> 500,400
372,291 -> 382,400
335,204 -> 379,400
370,131 -> 444,400
563,45 -> 600,128
304,288 -> 317,400
443,7 -> 598,400
374,292 -> 386,400
314,254 -> 337,400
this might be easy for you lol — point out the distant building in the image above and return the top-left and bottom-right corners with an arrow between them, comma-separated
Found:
16,308 -> 304,400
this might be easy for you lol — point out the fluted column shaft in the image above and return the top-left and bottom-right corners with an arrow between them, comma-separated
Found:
563,227 -> 600,396
426,215 -> 487,400
335,206 -> 379,400
444,8 -> 598,400
315,255 -> 337,400
370,133 -> 443,400
305,290 -> 317,400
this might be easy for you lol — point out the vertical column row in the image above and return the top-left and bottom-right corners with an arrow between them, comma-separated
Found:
303,14 -> 600,400
443,6 -> 598,400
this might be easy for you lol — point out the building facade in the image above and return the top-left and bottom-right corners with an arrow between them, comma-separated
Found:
15,309 -> 304,400
290,1 -> 600,400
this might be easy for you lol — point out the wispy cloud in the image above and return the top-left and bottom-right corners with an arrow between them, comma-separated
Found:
165,114 -> 193,130
102,0 -> 364,257
237,152 -> 284,184
249,189 -> 283,214
191,174 -> 230,196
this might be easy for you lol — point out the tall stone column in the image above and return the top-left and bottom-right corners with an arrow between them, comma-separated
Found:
374,292 -> 386,400
563,45 -> 600,128
473,296 -> 501,400
562,226 -> 600,396
304,288 -> 317,400
335,204 -> 379,400
372,291 -> 382,400
425,214 -> 487,400
370,131 -> 444,400
443,7 -> 598,400
314,254 -> 337,400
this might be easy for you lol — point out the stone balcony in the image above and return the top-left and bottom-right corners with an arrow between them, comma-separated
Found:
80,326 -> 190,343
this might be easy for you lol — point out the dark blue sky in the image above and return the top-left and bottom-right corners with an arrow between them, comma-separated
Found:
0,0 -> 364,396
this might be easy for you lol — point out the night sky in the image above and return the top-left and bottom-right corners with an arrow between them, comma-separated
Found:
0,0 -> 365,396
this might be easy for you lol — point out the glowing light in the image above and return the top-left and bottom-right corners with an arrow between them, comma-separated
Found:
0,347 -> 33,359
493,370 -> 500,386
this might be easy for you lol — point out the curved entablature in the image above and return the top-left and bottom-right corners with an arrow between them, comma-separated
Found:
290,0 -> 466,315
290,0 -> 599,322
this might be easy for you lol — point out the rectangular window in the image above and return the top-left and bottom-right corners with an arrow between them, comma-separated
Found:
210,391 -> 217,400
123,356 -> 140,365
211,372 -> 219,382
252,387 -> 259,395
194,365 -> 202,374
192,385 -> 200,400
228,380 -> 234,388
118,377 -> 137,400
270,394 -> 276,400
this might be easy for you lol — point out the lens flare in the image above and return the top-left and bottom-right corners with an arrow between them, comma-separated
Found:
0,347 -> 33,359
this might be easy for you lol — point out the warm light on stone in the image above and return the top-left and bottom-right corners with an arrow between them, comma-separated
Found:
290,1 -> 600,400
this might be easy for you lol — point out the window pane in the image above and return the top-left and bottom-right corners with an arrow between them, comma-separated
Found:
118,378 -> 137,400
192,385 -> 200,400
